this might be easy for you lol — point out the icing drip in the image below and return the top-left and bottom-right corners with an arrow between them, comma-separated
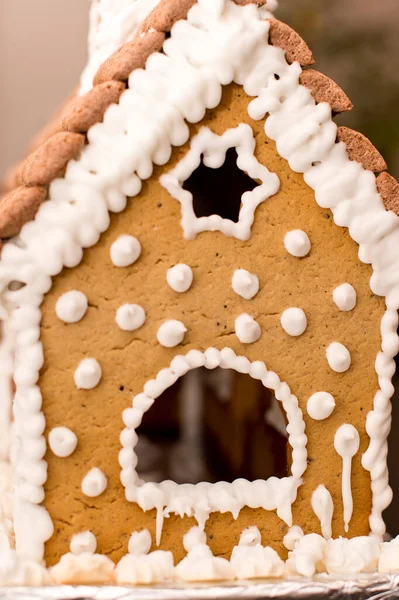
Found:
230,527 -> 285,579
55,291 -> 88,323
306,392 -> 336,421
232,269 -> 259,300
70,531 -> 97,555
160,125 -> 280,241
48,427 -> 78,458
326,342 -> 351,373
283,230 -> 311,258
81,468 -> 108,498
74,358 -> 102,389
280,308 -> 307,337
333,283 -> 357,312
311,485 -> 334,539
110,235 -> 141,267
166,264 -> 193,293
115,304 -> 146,331
50,553 -> 115,584
175,527 -> 234,582
334,424 -> 360,532
235,313 -> 261,344
157,320 -> 187,347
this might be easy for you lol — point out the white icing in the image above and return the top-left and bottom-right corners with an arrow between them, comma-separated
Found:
311,485 -> 334,539
81,467 -> 107,498
120,348 -> 307,546
128,529 -> 152,555
166,264 -> 193,293
161,125 -> 280,241
235,313 -> 261,344
74,358 -> 102,389
70,531 -> 97,555
81,0 -> 161,94
306,392 -> 336,421
115,304 -> 146,331
232,269 -> 259,300
264,395 -> 288,437
48,427 -> 78,458
157,320 -> 187,347
326,342 -> 351,373
55,291 -> 88,323
283,526 -> 304,551
110,235 -> 141,267
230,527 -> 285,579
50,552 -> 115,584
334,424 -> 360,532
116,551 -> 174,585
175,527 -> 234,582
0,550 -> 50,586
0,0 -> 397,560
324,537 -> 380,575
333,283 -> 357,312
284,230 -> 311,258
286,533 -> 326,577
280,308 -> 307,337
379,536 -> 399,573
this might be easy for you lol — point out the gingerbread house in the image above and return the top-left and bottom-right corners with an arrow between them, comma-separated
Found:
1,0 -> 399,581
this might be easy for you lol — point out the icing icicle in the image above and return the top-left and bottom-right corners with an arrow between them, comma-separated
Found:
334,425 -> 360,532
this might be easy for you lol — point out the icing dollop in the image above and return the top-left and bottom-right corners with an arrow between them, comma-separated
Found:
235,314 -> 261,344
230,527 -> 285,579
55,291 -> 88,323
284,230 -> 311,258
306,392 -> 336,421
81,467 -> 107,498
333,283 -> 357,312
50,552 -> 115,584
48,427 -> 78,458
175,527 -> 234,582
70,531 -> 97,555
157,320 -> 187,348
116,304 -> 146,331
379,536 -> 399,573
166,264 -> 193,293
110,235 -> 141,267
116,551 -> 174,585
74,358 -> 102,389
232,269 -> 259,300
326,342 -> 351,373
283,526 -> 304,551
311,485 -> 334,539
324,537 -> 380,575
286,533 -> 326,577
280,308 -> 307,337
0,550 -> 50,586
128,529 -> 152,555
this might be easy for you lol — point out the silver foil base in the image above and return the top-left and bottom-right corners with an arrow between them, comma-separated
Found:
2,575 -> 399,600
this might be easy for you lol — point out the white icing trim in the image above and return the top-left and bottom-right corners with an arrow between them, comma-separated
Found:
160,124 -> 280,240
0,0 -> 397,559
334,425 -> 360,533
120,347 -> 307,545
311,485 -> 334,539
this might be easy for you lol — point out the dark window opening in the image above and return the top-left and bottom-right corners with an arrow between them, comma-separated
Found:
183,148 -> 259,223
135,369 -> 288,485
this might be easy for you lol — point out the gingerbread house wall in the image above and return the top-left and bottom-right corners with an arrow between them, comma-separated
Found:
38,84 -> 385,565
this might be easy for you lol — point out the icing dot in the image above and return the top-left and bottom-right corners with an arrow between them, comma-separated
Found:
48,427 -> 78,458
334,424 -> 360,458
326,342 -> 351,373
235,314 -> 261,344
116,304 -> 146,331
81,467 -> 107,497
110,235 -> 141,267
70,531 -> 97,555
280,308 -> 307,336
307,392 -> 336,421
55,291 -> 88,323
333,284 -> 357,312
167,264 -> 193,293
157,320 -> 187,348
284,230 -> 311,257
128,530 -> 152,555
232,269 -> 259,300
74,358 -> 102,390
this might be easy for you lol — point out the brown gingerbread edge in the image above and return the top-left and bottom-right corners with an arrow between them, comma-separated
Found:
0,0 -> 397,240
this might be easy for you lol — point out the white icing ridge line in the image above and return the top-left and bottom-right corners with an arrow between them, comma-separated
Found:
0,0 -> 396,560
160,124 -> 280,240
120,347 -> 307,546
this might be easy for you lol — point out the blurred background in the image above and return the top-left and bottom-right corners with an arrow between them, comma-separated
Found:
0,0 -> 398,532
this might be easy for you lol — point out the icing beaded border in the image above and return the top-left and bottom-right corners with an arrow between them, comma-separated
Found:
120,347 -> 307,545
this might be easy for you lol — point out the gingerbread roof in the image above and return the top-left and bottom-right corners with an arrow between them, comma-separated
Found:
0,0 -> 397,243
